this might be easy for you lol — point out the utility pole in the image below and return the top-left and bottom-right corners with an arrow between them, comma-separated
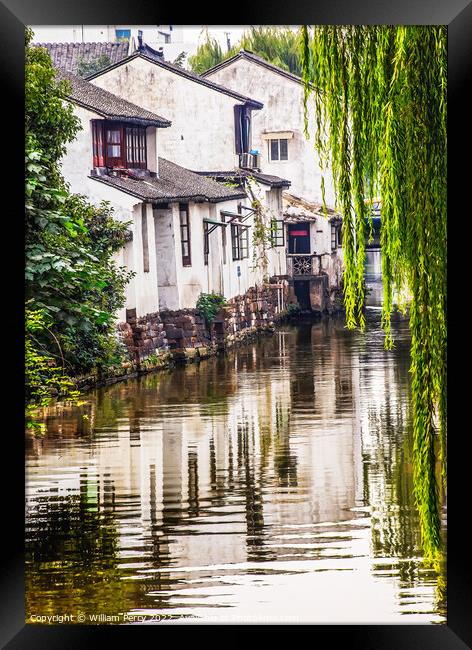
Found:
224,31 -> 231,52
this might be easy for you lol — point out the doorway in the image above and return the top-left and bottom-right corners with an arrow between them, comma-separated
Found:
288,223 -> 310,254
294,280 -> 311,310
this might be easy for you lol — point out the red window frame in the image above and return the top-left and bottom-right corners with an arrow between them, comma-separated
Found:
105,124 -> 125,168
92,121 -> 105,167
92,120 -> 147,169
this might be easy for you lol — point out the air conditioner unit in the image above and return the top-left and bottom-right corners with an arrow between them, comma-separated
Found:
239,152 -> 261,170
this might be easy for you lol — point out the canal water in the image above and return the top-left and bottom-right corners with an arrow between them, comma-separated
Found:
25,308 -> 446,624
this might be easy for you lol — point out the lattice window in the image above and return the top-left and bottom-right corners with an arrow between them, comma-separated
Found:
293,256 -> 312,275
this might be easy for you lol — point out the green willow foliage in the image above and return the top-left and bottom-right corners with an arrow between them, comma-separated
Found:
300,26 -> 446,558
189,27 -> 303,76
188,31 -> 229,74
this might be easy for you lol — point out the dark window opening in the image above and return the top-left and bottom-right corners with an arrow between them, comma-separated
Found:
288,223 -> 310,254
294,280 -> 311,310
179,203 -> 191,266
204,221 -> 209,266
269,138 -> 289,162
234,105 -> 252,154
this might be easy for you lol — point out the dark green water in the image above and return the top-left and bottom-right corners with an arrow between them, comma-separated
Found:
25,311 -> 446,624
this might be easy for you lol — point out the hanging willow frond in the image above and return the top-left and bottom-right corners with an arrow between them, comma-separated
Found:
300,25 -> 447,558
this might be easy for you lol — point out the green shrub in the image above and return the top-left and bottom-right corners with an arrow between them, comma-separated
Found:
196,293 -> 228,326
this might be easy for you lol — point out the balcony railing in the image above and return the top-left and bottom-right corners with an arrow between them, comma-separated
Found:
287,254 -> 315,276
239,152 -> 261,170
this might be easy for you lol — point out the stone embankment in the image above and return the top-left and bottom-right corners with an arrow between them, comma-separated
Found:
74,278 -> 343,391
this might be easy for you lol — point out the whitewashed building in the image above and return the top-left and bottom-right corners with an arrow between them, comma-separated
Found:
58,70 -> 256,323
202,50 -> 343,311
84,51 -> 291,277
202,49 -> 336,206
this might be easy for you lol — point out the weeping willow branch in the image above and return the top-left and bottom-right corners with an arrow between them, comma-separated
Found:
300,25 -> 447,558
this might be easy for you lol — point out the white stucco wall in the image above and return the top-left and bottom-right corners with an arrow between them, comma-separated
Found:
59,104 -> 160,321
90,56 -> 252,172
151,192 -> 290,311
205,58 -> 336,207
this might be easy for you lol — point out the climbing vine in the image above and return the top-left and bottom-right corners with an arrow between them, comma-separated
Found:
245,176 -> 280,283
300,26 -> 447,558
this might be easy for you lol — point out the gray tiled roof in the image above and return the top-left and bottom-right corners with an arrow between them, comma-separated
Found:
89,158 -> 247,204
35,41 -> 130,75
197,169 -> 291,189
202,49 -> 315,89
56,69 -> 171,127
86,51 -> 264,109
283,191 -> 341,223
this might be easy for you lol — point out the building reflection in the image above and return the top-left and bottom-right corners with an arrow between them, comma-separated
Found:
25,313 -> 445,620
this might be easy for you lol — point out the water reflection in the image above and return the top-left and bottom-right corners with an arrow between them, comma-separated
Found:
26,312 -> 446,624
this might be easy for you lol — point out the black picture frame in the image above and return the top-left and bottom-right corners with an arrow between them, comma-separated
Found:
1,0 -> 469,646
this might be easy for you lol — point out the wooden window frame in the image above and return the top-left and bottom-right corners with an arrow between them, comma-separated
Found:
269,138 -> 289,162
231,224 -> 249,261
270,220 -> 285,247
203,221 -> 209,266
179,203 -> 192,267
331,224 -> 342,251
92,120 -> 147,169
92,121 -> 105,167
231,224 -> 241,261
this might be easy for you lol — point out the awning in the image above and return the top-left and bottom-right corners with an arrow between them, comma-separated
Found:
203,218 -> 228,226
220,209 -> 253,224
228,220 -> 251,228
261,131 -> 294,140
220,210 -> 242,219
203,217 -> 229,234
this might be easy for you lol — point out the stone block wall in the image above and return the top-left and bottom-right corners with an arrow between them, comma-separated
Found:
159,309 -> 211,349
223,282 -> 288,336
118,282 -> 290,366
118,308 -> 168,363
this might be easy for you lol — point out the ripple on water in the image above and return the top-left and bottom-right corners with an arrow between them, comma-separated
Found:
25,315 -> 446,624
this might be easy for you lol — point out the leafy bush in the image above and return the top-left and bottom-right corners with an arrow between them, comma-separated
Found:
196,293 -> 228,326
285,303 -> 301,316
25,308 -> 80,433
25,28 -> 135,421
